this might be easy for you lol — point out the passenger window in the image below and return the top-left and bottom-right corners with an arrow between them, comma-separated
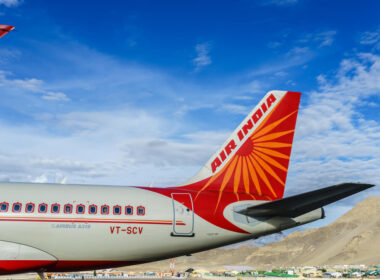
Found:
12,203 -> 22,213
76,204 -> 85,214
101,205 -> 109,215
0,202 -> 9,212
113,205 -> 121,215
137,206 -> 145,216
39,203 -> 47,213
125,206 -> 133,215
51,204 -> 60,214
25,203 -> 35,213
64,204 -> 73,214
89,205 -> 97,214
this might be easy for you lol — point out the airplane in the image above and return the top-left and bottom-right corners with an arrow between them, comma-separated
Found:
0,90 -> 373,278
0,25 -> 14,38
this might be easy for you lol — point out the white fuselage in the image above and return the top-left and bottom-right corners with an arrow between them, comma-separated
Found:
0,182 -> 322,274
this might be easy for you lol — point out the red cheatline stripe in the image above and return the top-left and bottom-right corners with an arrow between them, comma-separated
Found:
0,217 -> 185,226
0,260 -> 144,274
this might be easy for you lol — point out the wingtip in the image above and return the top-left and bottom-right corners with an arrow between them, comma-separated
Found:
338,182 -> 375,187
341,182 -> 375,191
354,182 -> 375,188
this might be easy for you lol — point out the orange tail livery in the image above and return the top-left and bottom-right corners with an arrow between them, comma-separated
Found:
147,90 -> 302,233
185,90 -> 300,200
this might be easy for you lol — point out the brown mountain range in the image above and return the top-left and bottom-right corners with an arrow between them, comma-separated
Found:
123,197 -> 380,272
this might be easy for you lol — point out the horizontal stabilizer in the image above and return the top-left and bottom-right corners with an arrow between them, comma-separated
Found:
237,183 -> 374,218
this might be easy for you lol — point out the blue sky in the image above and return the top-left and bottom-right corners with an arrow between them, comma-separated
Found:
1,0 -> 380,229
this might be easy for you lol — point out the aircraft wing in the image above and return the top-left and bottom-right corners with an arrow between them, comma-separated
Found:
237,183 -> 374,218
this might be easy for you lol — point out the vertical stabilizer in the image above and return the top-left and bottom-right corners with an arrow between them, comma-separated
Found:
182,91 -> 301,202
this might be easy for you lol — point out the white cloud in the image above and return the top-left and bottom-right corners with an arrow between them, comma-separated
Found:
12,78 -> 43,92
287,46 -> 309,55
0,41 -> 273,186
0,0 -> 20,7
272,52 -> 380,228
0,71 -> 70,102
250,47 -> 314,77
221,104 -> 250,115
0,99 -> 230,186
274,71 -> 288,77
122,135 -> 222,167
42,91 -> 70,101
296,30 -> 337,47
1,40 -> 268,123
0,71 -> 42,92
315,30 -> 337,47
193,42 -> 212,71
360,29 -> 380,45
359,28 -> 380,51
0,113 -> 154,185
286,53 -> 380,198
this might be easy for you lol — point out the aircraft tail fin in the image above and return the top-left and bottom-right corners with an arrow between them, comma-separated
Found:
181,91 -> 301,202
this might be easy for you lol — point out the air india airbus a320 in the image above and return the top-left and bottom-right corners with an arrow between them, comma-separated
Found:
0,91 -> 373,277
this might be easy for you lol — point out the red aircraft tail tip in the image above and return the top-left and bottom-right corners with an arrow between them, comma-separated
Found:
0,25 -> 15,38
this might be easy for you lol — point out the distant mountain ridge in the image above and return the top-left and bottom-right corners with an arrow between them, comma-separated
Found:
243,197 -> 380,268
123,197 -> 380,272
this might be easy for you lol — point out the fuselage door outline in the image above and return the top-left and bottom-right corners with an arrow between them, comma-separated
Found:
171,193 -> 194,237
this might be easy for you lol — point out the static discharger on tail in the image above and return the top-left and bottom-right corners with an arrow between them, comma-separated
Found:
0,90 -> 374,277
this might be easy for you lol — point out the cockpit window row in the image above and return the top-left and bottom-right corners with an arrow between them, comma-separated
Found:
0,202 -> 145,216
